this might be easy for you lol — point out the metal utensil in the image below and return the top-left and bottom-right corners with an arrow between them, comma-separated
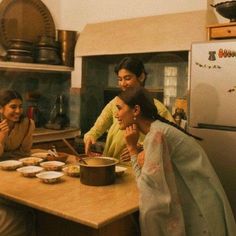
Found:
62,138 -> 87,165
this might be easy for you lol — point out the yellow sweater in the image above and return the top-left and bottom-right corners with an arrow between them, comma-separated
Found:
84,97 -> 175,159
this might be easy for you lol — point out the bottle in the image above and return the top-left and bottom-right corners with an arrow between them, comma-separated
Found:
54,95 -> 69,129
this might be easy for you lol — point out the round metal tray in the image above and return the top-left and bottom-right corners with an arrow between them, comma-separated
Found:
0,0 -> 56,49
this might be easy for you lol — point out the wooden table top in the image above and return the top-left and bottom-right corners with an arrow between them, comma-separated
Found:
0,155 -> 139,229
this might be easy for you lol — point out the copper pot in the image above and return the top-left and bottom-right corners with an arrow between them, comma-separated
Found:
79,157 -> 118,186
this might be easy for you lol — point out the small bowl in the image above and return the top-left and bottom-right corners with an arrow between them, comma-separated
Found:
0,160 -> 23,170
40,161 -> 65,171
46,152 -> 68,162
36,171 -> 64,183
62,165 -> 80,177
115,166 -> 127,177
17,166 -> 44,177
31,152 -> 48,160
19,157 -> 43,166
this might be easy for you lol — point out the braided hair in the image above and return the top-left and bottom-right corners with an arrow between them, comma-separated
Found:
118,87 -> 202,141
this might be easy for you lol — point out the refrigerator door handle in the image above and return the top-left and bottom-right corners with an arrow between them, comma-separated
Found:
197,123 -> 236,131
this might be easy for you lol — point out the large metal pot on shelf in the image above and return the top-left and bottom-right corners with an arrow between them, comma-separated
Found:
35,35 -> 61,65
6,38 -> 34,63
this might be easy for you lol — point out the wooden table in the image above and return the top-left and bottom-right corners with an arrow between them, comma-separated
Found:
0,157 -> 139,236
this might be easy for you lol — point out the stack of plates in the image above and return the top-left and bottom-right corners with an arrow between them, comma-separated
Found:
7,38 -> 34,63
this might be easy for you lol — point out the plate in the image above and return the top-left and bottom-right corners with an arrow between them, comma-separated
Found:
0,160 -> 23,170
19,157 -> 43,166
62,165 -> 80,177
17,165 -> 43,177
0,0 -> 56,49
36,171 -> 64,183
115,166 -> 127,177
31,152 -> 48,159
40,161 -> 65,171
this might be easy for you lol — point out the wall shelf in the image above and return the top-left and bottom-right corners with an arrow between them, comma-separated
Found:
0,61 -> 73,73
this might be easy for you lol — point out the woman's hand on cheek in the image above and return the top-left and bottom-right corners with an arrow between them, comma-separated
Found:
0,119 -> 9,143
120,148 -> 131,162
137,151 -> 145,167
124,124 -> 139,156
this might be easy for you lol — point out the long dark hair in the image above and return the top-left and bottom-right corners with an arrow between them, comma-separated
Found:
118,87 -> 202,140
114,57 -> 148,86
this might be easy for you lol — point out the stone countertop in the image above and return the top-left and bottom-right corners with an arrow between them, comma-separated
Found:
33,128 -> 81,143
0,157 -> 139,229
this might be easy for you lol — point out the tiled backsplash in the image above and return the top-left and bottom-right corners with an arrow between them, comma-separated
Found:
0,71 -> 71,127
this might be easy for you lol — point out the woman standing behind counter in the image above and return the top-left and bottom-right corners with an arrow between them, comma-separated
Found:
84,57 -> 175,161
115,87 -> 236,236
0,90 -> 35,159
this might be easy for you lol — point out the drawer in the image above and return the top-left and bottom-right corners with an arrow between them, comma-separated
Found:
210,25 -> 236,39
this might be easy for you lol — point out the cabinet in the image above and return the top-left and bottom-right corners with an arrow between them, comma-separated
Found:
207,22 -> 236,40
0,61 -> 80,148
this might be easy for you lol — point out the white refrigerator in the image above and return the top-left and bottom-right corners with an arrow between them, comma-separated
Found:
188,40 -> 236,218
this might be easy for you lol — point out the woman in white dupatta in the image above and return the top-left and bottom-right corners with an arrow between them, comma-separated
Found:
115,87 -> 236,236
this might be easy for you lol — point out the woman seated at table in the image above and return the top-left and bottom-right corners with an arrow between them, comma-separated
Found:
0,89 -> 35,159
115,87 -> 236,236
0,89 -> 35,236
84,56 -> 175,161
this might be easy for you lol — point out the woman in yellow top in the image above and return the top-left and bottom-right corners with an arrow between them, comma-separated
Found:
84,57 -> 175,161
0,90 -> 35,236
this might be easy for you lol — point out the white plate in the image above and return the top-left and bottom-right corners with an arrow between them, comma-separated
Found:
40,161 -> 65,171
19,157 -> 43,166
17,166 -> 44,177
115,166 -> 127,177
31,152 -> 48,159
36,171 -> 64,183
62,165 -> 80,177
0,160 -> 23,170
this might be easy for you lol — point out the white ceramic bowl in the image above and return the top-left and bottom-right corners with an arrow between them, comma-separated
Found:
40,161 -> 65,171
36,171 -> 64,183
17,166 -> 44,177
62,165 -> 80,177
19,157 -> 43,166
115,166 -> 127,177
0,160 -> 23,170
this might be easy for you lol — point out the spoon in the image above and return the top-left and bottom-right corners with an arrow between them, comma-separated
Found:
62,138 -> 88,165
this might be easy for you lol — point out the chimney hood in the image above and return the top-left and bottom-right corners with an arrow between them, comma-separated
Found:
75,10 -> 217,57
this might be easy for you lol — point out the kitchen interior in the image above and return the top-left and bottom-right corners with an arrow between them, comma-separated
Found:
0,0 -> 236,235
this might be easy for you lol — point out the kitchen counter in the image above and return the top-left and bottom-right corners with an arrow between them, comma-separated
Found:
0,156 -> 139,235
33,127 -> 81,143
